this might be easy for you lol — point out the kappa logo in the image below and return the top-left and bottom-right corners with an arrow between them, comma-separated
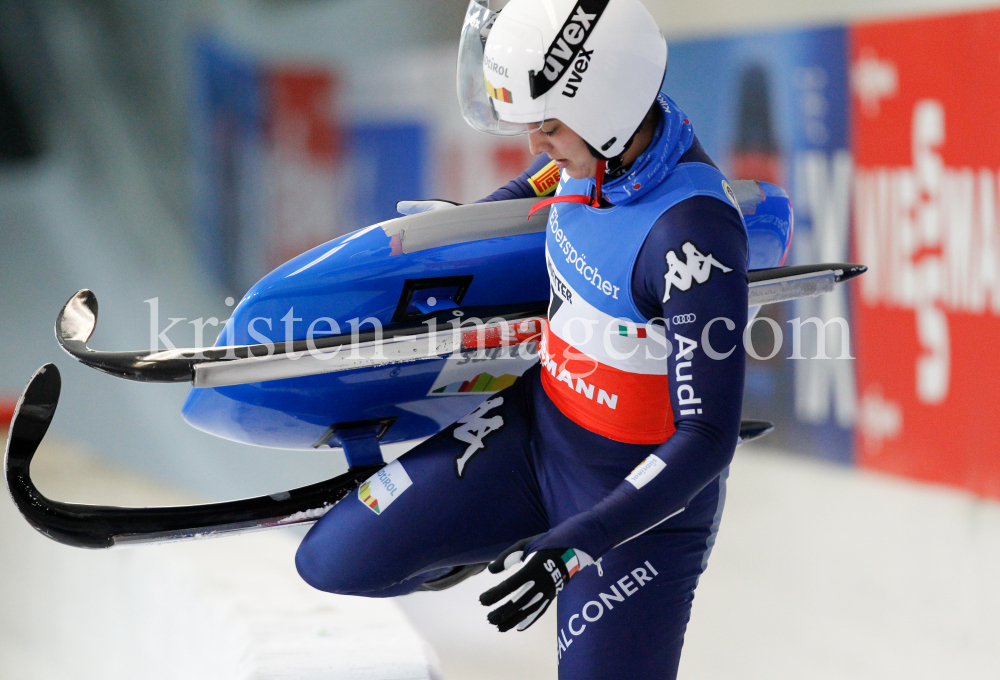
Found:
662,241 -> 733,302
452,396 -> 505,477
529,0 -> 609,98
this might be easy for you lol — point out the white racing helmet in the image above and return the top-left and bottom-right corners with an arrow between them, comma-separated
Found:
457,0 -> 668,160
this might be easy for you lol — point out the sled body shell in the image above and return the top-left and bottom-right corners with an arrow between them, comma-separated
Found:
182,182 -> 792,450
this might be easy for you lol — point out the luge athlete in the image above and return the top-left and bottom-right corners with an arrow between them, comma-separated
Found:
295,1 -> 749,677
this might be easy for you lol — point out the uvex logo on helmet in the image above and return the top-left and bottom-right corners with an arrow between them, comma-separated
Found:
529,0 -> 610,99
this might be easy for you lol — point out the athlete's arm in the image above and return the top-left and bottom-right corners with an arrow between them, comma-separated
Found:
477,154 -> 559,202
395,155 -> 556,215
528,196 -> 749,559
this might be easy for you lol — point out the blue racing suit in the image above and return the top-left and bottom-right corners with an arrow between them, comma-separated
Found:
296,95 -> 749,680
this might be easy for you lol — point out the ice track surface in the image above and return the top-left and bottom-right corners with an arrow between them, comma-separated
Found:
400,444 -> 1000,680
5,434 -> 1000,678
0,435 -> 441,680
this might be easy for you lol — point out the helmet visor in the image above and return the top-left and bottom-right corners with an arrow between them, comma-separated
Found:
457,0 -> 545,135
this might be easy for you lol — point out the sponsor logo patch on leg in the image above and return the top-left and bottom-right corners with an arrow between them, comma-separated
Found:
358,460 -> 413,515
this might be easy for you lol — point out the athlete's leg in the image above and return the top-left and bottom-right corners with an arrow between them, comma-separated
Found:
553,474 -> 726,680
296,371 -> 550,597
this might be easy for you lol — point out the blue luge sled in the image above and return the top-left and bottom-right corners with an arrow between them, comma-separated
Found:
182,181 -> 793,453
4,180 -> 818,549
9,182 -> 874,550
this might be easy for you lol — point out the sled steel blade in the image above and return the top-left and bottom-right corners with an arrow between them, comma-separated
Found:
193,262 -> 868,387
192,316 -> 547,388
56,290 -> 203,382
56,288 -> 547,385
748,263 -> 866,307
737,419 -> 775,446
4,364 -> 382,549
56,263 -> 866,387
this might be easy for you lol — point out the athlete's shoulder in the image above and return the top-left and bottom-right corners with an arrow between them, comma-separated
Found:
632,198 -> 748,319
651,194 -> 747,248
653,137 -> 747,248
676,136 -> 717,169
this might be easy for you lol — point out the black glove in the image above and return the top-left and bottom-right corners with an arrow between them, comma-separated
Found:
479,535 -> 587,632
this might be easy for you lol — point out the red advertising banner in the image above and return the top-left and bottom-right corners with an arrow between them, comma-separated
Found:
0,398 -> 15,429
268,68 -> 345,269
852,10 -> 1000,496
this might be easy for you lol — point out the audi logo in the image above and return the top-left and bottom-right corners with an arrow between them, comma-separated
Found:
672,313 -> 697,325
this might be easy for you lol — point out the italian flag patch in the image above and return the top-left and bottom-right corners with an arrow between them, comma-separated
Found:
618,324 -> 647,338
562,549 -> 581,577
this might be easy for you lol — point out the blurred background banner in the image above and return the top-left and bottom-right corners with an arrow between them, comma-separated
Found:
193,36 -> 267,293
6,2 -> 1000,678
851,9 -> 1000,498
665,27 -> 855,465
8,0 -> 1000,526
188,7 -> 1000,491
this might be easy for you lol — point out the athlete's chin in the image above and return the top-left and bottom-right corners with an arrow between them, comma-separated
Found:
563,165 -> 596,180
